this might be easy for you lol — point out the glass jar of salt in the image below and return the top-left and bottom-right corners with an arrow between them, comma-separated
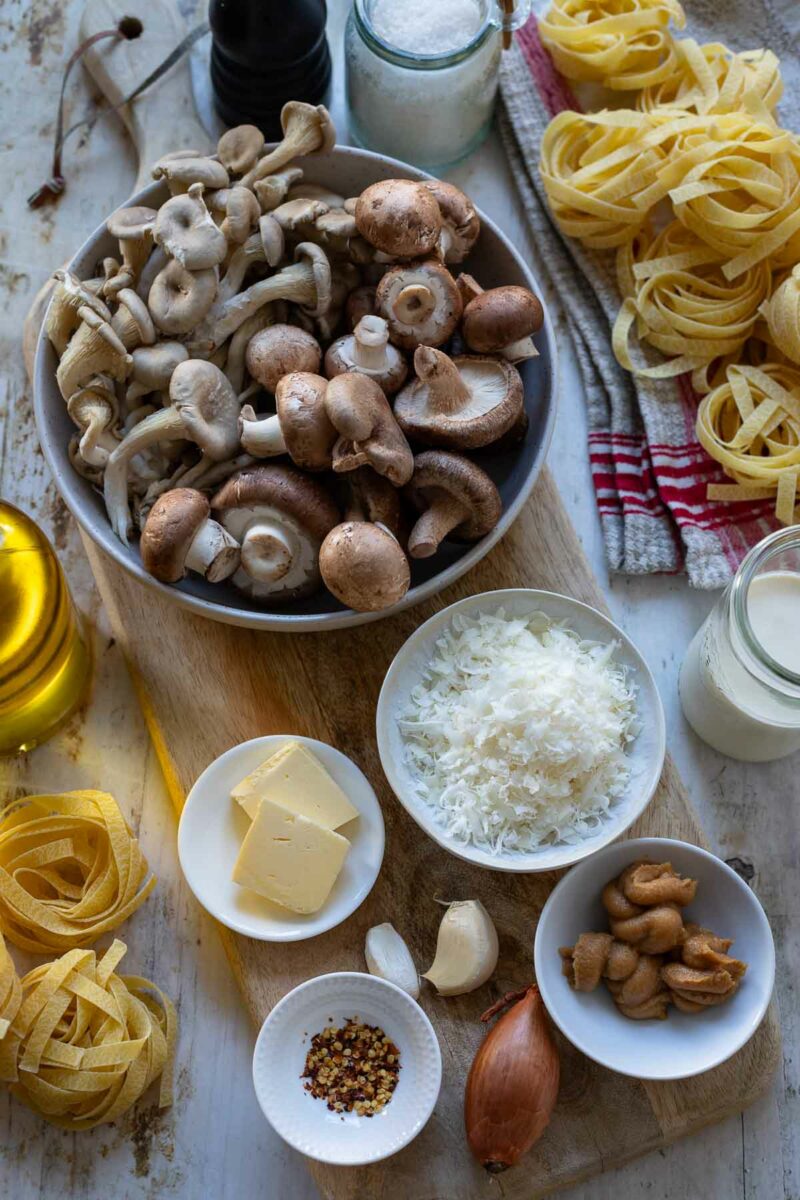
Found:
345,0 -> 531,169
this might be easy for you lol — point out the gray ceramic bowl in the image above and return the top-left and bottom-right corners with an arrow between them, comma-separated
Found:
33,146 -> 557,630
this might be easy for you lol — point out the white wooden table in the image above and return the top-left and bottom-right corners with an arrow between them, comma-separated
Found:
0,2 -> 796,1197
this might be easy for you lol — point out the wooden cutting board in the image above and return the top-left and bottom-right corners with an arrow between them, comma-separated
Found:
33,2 -> 780,1196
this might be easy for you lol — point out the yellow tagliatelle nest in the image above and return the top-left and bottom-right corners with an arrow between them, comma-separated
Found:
613,221 -> 771,386
0,932 -> 21,1082
760,267 -> 800,366
636,41 -> 783,115
0,791 -> 155,953
0,938 -> 176,1130
539,0 -> 686,90
697,363 -> 800,524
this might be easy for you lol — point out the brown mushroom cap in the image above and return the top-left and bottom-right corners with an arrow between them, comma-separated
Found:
343,466 -> 405,541
394,347 -> 524,450
319,521 -> 410,612
140,488 -> 208,582
422,180 -> 480,263
462,286 -> 544,353
355,180 -> 442,258
325,372 -> 414,487
376,260 -> 462,350
405,450 -> 502,558
245,324 -> 322,392
211,464 -> 338,545
275,372 -> 337,471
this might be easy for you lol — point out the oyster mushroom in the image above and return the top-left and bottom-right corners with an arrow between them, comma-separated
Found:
148,259 -> 218,336
422,180 -> 480,263
272,197 -> 329,233
104,206 -> 157,298
136,245 -> 170,303
153,183 -> 227,270
239,372 -> 336,471
219,185 -> 262,244
67,375 -> 119,468
211,463 -> 339,600
140,488 -> 240,584
324,315 -> 407,395
461,281 -> 544,364
152,153 -> 229,194
394,346 -> 524,449
46,270 -> 111,356
217,124 -> 265,176
287,181 -> 346,208
319,521 -> 410,612
190,242 -> 331,353
404,450 -> 502,559
376,260 -> 462,350
125,342 -> 189,407
325,373 -> 413,487
252,166 -> 304,212
103,360 -> 240,543
355,179 -> 442,258
56,308 -> 131,400
245,324 -> 322,392
241,102 -> 336,189
111,288 -> 156,350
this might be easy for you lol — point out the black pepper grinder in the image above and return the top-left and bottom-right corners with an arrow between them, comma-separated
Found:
209,0 -> 332,139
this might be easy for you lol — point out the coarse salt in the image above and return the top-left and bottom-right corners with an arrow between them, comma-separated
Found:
371,0 -> 482,55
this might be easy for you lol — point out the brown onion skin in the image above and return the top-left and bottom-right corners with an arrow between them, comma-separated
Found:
464,985 -> 560,1173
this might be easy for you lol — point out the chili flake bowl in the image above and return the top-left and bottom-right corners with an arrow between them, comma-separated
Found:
252,971 -> 442,1165
534,838 -> 776,1080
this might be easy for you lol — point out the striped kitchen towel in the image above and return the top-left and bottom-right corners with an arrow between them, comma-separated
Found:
499,0 -> 800,587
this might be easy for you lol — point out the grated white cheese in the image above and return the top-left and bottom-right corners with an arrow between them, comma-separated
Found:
399,610 -> 639,854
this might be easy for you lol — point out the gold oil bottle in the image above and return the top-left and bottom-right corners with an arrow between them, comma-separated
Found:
0,501 -> 92,754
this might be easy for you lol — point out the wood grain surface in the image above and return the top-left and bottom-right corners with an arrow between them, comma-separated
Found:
80,483 -> 782,1200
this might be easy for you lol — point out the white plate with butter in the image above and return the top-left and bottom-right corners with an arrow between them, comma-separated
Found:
178,736 -> 385,941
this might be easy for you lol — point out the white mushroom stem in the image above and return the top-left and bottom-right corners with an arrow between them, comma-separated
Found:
240,521 -> 294,582
351,315 -> 392,371
239,405 -> 286,457
394,284 -> 436,326
185,519 -> 241,583
501,335 -> 538,363
414,346 -> 472,414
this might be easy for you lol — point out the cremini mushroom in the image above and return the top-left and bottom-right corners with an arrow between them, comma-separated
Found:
111,288 -> 156,350
46,270 -> 111,356
355,179 -> 442,258
103,360 -> 240,542
404,450 -> 502,559
239,372 -> 335,471
217,124 -> 265,176
241,102 -> 336,189
125,342 -> 189,406
152,152 -> 229,194
461,282 -> 544,364
346,285 -> 377,329
394,346 -> 524,449
104,206 -> 157,298
140,487 -> 240,584
225,307 -> 276,393
211,463 -> 339,600
66,375 -> 119,468
319,521 -> 410,612
422,180 -> 480,263
342,466 -> 405,541
245,324 -> 322,392
325,372 -> 413,487
56,308 -> 132,400
153,183 -> 228,269
376,260 -> 462,350
148,259 -> 218,336
324,315 -> 408,395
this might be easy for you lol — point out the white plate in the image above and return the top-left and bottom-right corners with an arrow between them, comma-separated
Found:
252,972 -> 442,1165
534,838 -> 775,1080
376,589 -> 666,873
178,736 -> 384,941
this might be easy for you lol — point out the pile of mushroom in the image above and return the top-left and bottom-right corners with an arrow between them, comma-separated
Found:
48,102 -> 544,613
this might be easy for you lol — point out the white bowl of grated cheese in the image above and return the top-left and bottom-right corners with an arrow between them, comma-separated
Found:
376,590 -> 665,873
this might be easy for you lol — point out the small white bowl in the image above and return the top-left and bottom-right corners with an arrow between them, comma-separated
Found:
534,837 -> 775,1080
376,589 -> 665,873
178,736 -> 384,941
252,972 -> 442,1165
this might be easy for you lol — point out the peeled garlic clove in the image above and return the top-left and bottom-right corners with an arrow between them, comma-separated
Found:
365,922 -> 420,999
423,900 -> 499,997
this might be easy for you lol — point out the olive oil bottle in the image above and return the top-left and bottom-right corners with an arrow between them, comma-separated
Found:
0,502 -> 92,754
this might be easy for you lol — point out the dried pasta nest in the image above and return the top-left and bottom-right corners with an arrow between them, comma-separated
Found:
0,938 -> 176,1130
0,791 -> 155,953
760,266 -> 800,366
0,932 -> 21,1080
636,40 -> 782,116
539,0 -> 686,90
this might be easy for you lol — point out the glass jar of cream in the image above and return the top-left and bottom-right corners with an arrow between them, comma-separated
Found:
679,527 -> 800,761
345,0 -> 531,169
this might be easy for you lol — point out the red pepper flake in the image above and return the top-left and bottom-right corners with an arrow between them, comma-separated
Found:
301,1017 -> 401,1116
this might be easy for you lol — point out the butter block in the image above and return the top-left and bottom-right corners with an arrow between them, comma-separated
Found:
231,741 -> 359,829
231,796 -> 350,914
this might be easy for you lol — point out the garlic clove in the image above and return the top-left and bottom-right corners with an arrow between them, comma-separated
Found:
365,922 -> 420,999
423,900 -> 499,997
